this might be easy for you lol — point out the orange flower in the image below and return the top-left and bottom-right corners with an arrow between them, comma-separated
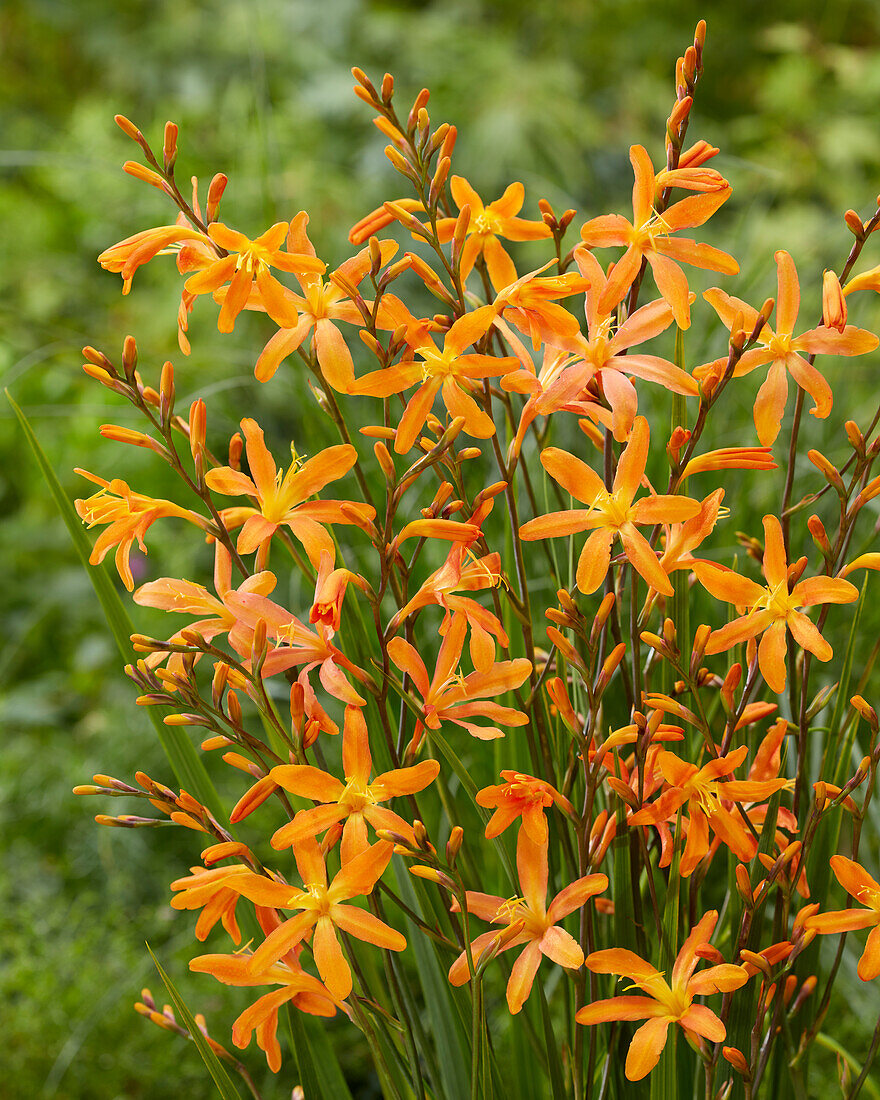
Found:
182,219 -> 325,333
251,213 -> 398,388
515,249 -> 698,441
657,488 -> 726,577
205,418 -> 375,569
476,772 -> 574,845
493,264 -> 590,351
220,587 -> 369,704
578,911 -> 748,1081
352,304 -> 517,454
308,549 -> 357,634
264,704 -> 440,862
436,177 -> 551,289
190,949 -> 339,1072
387,611 -> 531,742
694,514 -> 858,693
170,862 -> 255,944
499,339 -> 589,456
98,224 -> 213,295
226,839 -> 405,998
628,745 -> 789,876
579,144 -> 737,328
805,856 -> 880,980
75,470 -> 209,591
703,250 -> 879,445
388,541 -> 506,673
520,416 -> 701,596
133,542 -> 277,674
448,830 -> 607,1013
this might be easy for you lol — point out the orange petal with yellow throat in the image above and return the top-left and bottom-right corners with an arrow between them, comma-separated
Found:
613,415 -> 649,502
646,252 -> 691,329
506,941 -> 542,1014
753,358 -> 788,446
576,528 -> 614,594
540,447 -> 606,505
625,1017 -> 671,1081
619,523 -> 673,596
758,619 -> 788,693
774,250 -> 800,335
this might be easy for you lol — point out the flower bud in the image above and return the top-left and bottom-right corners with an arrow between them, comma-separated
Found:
844,209 -> 866,239
822,270 -> 847,332
123,160 -> 168,191
722,1047 -> 750,1079
735,862 -> 754,907
159,360 -> 175,423
452,205 -> 471,270
807,514 -> 832,560
162,121 -> 178,171
205,173 -> 227,222
807,449 -> 846,497
590,592 -> 616,646
446,825 -> 464,867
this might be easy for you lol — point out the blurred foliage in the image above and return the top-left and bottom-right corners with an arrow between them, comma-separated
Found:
4,0 -> 880,1095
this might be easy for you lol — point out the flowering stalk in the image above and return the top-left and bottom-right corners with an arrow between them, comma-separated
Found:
56,17 -> 880,1100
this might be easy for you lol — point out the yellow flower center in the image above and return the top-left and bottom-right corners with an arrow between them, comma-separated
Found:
593,489 -> 634,529
767,332 -> 792,356
757,580 -> 797,620
340,777 -> 376,813
303,882 -> 331,915
495,896 -> 546,934
635,210 -> 672,249
473,210 -> 500,237
418,346 -> 456,380
235,247 -> 270,279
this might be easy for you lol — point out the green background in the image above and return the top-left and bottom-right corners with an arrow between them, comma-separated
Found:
4,0 -> 880,1095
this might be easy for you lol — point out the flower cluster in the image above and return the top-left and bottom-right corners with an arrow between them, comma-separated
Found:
71,20 -> 880,1099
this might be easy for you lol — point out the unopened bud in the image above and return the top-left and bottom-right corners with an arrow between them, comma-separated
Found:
845,419 -> 865,456
596,643 -> 626,693
790,975 -> 817,1015
807,514 -> 832,559
690,623 -> 711,675
407,88 -> 430,133
374,441 -> 395,482
590,592 -> 616,645
822,270 -> 847,333
206,173 -> 227,222
446,825 -> 464,866
227,690 -> 242,727
844,209 -> 866,240
452,205 -> 471,270
123,161 -> 168,191
851,694 -> 879,732
188,399 -> 206,461
230,775 -> 277,823
115,114 -> 143,143
735,862 -> 754,906
162,122 -> 178,171
807,449 -> 846,497
159,360 -> 175,423
722,1047 -> 750,1079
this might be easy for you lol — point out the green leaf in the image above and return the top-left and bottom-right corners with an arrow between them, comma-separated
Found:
8,391 -> 226,822
146,944 -> 242,1099
395,860 -> 471,1100
285,1006 -> 355,1100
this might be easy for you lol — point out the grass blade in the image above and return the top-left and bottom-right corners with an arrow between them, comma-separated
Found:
146,944 -> 242,1099
8,391 -> 226,822
285,1006 -> 355,1100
